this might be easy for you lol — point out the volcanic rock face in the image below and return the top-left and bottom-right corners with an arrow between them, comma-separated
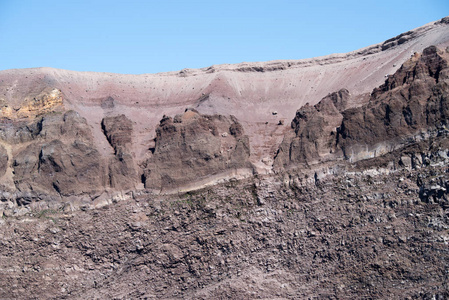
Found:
275,46 -> 449,169
0,145 -> 7,177
274,89 -> 349,168
1,19 -> 449,299
142,110 -> 252,191
10,111 -> 105,200
2,152 -> 449,299
0,86 -> 252,202
101,114 -> 137,190
338,45 -> 449,162
101,114 -> 133,153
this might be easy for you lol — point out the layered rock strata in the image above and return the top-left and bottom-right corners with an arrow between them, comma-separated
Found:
0,92 -> 252,205
275,46 -> 449,171
1,20 -> 449,300
0,19 -> 447,208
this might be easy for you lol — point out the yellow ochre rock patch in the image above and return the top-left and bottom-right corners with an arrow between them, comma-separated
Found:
0,88 -> 64,119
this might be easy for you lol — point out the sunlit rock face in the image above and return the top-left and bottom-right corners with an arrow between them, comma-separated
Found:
338,46 -> 449,162
7,110 -> 106,200
275,46 -> 449,170
0,88 -> 64,119
0,18 -> 447,204
142,109 -> 252,192
1,17 -> 449,300
101,114 -> 138,190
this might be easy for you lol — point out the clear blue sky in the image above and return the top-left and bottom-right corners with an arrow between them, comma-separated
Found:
0,0 -> 448,74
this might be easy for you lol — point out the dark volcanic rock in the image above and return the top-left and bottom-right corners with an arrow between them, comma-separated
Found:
142,110 -> 252,191
102,115 -> 137,190
0,118 -> 43,144
13,139 -> 105,197
381,30 -> 418,51
274,89 -> 349,168
338,46 -> 449,161
40,110 -> 95,144
5,111 -> 140,199
0,110 -> 94,145
107,151 -> 137,190
101,114 -> 133,154
276,46 -> 449,168
11,111 -> 106,198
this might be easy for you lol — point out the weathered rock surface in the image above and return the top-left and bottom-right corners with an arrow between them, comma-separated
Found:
101,114 -> 133,153
0,18 -> 449,299
0,145 -> 7,177
1,147 -> 449,299
276,46 -> 449,169
11,111 -> 105,198
0,87 -> 64,119
0,88 -> 251,202
339,45 -> 449,162
142,110 -> 252,192
101,114 -> 137,190
2,17 -> 448,171
274,89 -> 349,168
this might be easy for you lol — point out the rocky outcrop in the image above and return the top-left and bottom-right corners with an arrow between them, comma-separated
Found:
1,104 -> 253,202
0,110 -> 93,145
142,110 -> 252,191
274,89 -> 349,168
381,30 -> 418,51
14,140 -> 104,198
101,114 -> 133,153
338,45 -> 449,161
0,118 -> 44,144
11,111 -> 106,198
101,115 -> 137,190
418,176 -> 449,206
276,46 -> 449,169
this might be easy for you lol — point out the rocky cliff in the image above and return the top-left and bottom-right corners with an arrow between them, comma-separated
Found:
0,18 -> 447,206
275,45 -> 449,172
339,45 -> 449,162
142,109 -> 252,192
0,17 -> 449,299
